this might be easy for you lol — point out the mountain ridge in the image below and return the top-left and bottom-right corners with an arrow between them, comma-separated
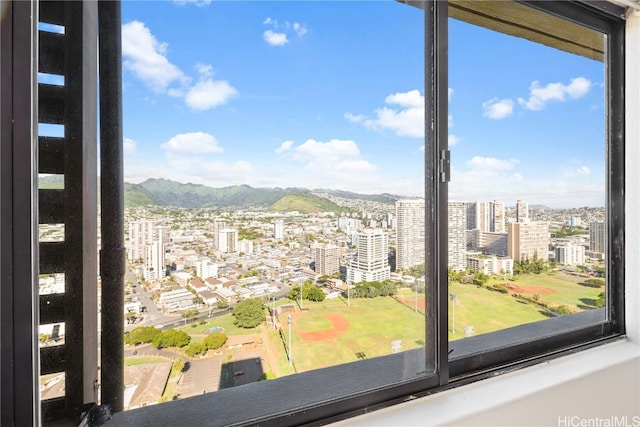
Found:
36,176 -> 400,212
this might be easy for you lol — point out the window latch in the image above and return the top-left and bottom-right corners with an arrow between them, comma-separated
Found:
440,149 -> 450,183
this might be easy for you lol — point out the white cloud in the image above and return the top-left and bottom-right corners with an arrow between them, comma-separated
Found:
449,135 -> 462,147
349,90 -> 424,138
518,77 -> 592,111
277,138 -> 377,178
263,18 -> 307,46
344,112 -> 365,123
161,132 -> 224,154
294,139 -> 361,160
293,22 -> 308,37
122,22 -> 237,111
164,153 -> 255,183
263,30 -> 288,46
124,138 -> 137,153
195,63 -> 213,78
385,89 -> 423,108
185,78 -> 237,111
448,114 -> 453,128
564,166 -> 591,177
122,21 -> 188,93
466,156 -> 519,171
448,88 -> 454,102
173,0 -> 211,6
482,98 -> 514,120
275,140 -> 294,154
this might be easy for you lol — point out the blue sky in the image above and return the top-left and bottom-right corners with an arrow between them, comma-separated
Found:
114,0 -> 605,208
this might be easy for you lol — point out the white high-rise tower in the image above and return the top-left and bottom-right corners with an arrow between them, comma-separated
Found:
395,199 -> 425,271
346,228 -> 390,284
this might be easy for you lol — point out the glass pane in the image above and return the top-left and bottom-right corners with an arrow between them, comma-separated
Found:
120,0 -> 429,411
447,3 -> 606,342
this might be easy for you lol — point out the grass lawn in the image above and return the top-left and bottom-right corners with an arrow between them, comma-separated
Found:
124,356 -> 170,366
499,271 -> 604,311
177,312 -> 260,336
271,297 -> 425,373
447,282 -> 549,340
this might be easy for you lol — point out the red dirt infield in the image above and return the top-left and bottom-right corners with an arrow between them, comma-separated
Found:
284,312 -> 350,342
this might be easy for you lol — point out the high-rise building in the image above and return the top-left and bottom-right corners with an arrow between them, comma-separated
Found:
128,220 -> 154,262
555,242 -> 585,266
507,221 -> 550,262
395,199 -> 425,271
274,219 -> 284,240
346,228 -> 390,284
516,199 -> 529,223
448,201 -> 467,271
196,259 -> 218,279
218,228 -> 238,253
467,229 -> 508,256
314,244 -> 340,275
239,239 -> 254,255
466,254 -> 514,276
143,226 -> 168,281
491,200 -> 506,233
590,221 -> 606,254
465,202 -> 479,230
212,218 -> 227,249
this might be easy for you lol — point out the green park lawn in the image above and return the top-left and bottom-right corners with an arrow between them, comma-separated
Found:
177,312 -> 260,337
448,271 -> 604,340
163,271 -> 602,379
271,297 -> 425,373
498,271 -> 604,310
447,282 -> 549,340
124,355 -> 170,366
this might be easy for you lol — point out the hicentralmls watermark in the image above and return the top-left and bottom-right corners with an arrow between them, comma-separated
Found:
558,416 -> 640,427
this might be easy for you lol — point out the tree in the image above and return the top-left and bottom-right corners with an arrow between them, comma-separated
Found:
472,273 -> 490,287
233,299 -> 265,328
595,292 -> 606,308
306,286 -> 326,302
555,305 -> 573,315
203,332 -> 227,350
407,264 -> 425,278
152,329 -> 191,349
180,308 -> 199,324
172,358 -> 186,375
125,326 -> 161,345
585,278 -> 605,287
184,342 -> 206,357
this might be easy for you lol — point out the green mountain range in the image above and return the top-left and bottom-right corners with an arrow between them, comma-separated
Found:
38,176 -> 396,213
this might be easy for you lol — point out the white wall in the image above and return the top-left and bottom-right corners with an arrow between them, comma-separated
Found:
334,11 -> 640,427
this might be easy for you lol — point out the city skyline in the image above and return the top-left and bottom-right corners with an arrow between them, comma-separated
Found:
41,1 -> 606,208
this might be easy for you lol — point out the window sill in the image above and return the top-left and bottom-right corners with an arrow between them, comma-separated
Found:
334,339 -> 640,426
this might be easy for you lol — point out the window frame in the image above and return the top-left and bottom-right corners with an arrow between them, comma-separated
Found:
0,0 -> 625,425
447,0 -> 626,379
108,1 -> 625,425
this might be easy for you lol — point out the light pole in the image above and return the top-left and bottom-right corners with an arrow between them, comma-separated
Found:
450,293 -> 457,333
287,314 -> 292,364
414,281 -> 418,313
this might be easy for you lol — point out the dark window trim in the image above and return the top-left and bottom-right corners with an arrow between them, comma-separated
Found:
110,1 -> 626,425
447,0 -> 625,378
12,0 -> 622,425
